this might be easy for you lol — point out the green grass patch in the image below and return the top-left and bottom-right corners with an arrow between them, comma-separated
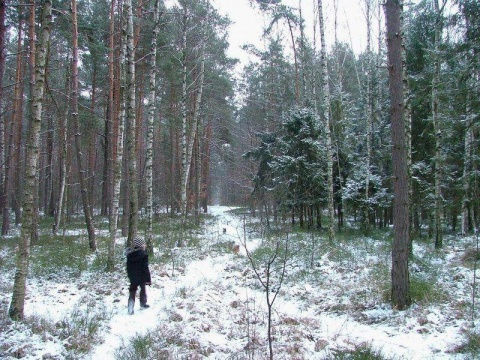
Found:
25,314 -> 57,339
410,274 -> 447,304
0,245 -> 16,274
58,295 -> 111,355
29,233 -> 93,278
250,238 -> 289,264
453,328 -> 480,357
209,240 -> 237,254
328,342 -> 391,359
461,248 -> 480,267
115,332 -> 156,360
224,207 -> 248,216
115,323 -> 214,359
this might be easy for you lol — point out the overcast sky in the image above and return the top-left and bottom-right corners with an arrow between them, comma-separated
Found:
210,0 -> 375,66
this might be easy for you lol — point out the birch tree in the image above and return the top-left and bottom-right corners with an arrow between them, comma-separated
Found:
318,0 -> 335,242
181,4 -> 207,218
108,0 -> 125,271
103,0 -> 117,219
145,0 -> 161,252
461,110 -> 474,235
402,2 -> 413,248
298,0 -> 307,101
385,0 -> 410,310
9,0 -> 52,320
24,0 -> 36,231
179,4 -> 189,218
364,0 -> 374,233
125,0 -> 138,244
53,69 -> 70,235
330,0 -> 346,228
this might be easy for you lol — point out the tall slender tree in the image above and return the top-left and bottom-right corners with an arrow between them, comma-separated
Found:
53,68 -> 70,235
108,0 -> 127,270
458,0 -> 479,235
364,0 -> 374,233
181,2 -> 208,218
125,0 -> 138,244
145,0 -> 161,252
0,0 -> 6,218
9,0 -> 52,320
318,0 -> 335,242
179,3 -> 189,218
71,0 -> 96,251
432,0 -> 445,248
403,1 -> 413,249
102,0 -> 115,218
385,0 -> 410,310
3,3 -> 26,235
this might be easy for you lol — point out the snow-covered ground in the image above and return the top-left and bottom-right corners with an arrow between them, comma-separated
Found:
0,206 -> 477,359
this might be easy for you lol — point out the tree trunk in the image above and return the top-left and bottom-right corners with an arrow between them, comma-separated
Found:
71,0 -> 96,251
145,0 -> 160,252
108,0 -> 125,271
53,71 -> 70,235
332,0 -> 346,231
46,109 -> 54,217
14,0 -> 34,227
402,0 -> 413,252
318,0 -> 335,242
102,0 -> 117,217
385,0 -> 410,310
181,18 -> 206,218
88,63 -> 98,206
461,95 -> 474,235
2,8 -> 23,235
194,133 -> 200,224
180,5 -> 188,217
286,17 -> 299,104
0,0 -> 5,216
364,0 -> 373,234
125,0 -> 138,244
9,0 -> 52,320
201,120 -> 211,213
432,0 -> 443,249
298,0 -> 307,101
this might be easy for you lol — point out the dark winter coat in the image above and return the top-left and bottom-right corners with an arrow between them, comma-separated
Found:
126,249 -> 151,285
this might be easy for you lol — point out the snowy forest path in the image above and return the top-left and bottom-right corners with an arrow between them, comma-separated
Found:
91,206 -> 258,358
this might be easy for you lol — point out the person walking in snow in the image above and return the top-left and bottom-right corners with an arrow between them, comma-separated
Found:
126,236 -> 151,314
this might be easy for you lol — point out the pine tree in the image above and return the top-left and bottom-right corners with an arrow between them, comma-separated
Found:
385,0 -> 411,310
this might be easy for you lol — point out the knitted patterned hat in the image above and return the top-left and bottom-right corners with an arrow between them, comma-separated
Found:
133,236 -> 146,249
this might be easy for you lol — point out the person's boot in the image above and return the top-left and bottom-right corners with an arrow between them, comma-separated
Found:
140,303 -> 150,309
128,294 -> 135,315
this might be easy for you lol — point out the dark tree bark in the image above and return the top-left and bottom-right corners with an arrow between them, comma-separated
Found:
71,0 -> 96,250
3,4 -> 25,235
108,0 -> 127,270
0,0 -> 6,216
385,0 -> 411,310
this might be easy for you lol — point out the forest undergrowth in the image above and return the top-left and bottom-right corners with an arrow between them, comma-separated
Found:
0,208 -> 479,359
